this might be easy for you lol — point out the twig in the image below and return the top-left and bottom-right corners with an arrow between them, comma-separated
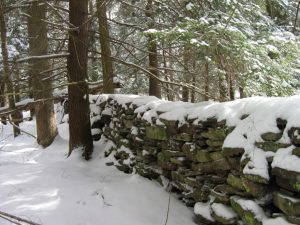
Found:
0,211 -> 41,225
0,214 -> 22,225
8,116 -> 36,139
164,182 -> 171,225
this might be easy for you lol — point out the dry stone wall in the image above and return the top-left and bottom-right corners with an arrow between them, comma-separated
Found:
90,95 -> 300,225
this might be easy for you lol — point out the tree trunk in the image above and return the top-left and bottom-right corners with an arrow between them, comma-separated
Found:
28,1 -> 57,147
229,74 -> 235,100
146,0 -> 161,98
68,0 -> 93,159
204,62 -> 209,101
13,59 -> 23,122
97,0 -> 114,93
0,70 -> 6,124
182,45 -> 190,102
0,0 -> 19,136
191,59 -> 196,103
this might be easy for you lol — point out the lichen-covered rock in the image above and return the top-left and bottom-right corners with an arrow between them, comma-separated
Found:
242,178 -> 267,198
273,191 -> 300,217
223,147 -> 245,157
286,215 -> 300,225
172,133 -> 193,142
261,131 -> 283,142
196,150 -> 211,163
227,174 -> 245,191
275,176 -> 300,193
123,119 -> 134,129
201,128 -> 226,141
146,126 -> 168,140
182,143 -> 197,160
206,139 -> 223,148
244,174 -> 269,185
272,167 -> 300,182
192,158 -> 230,174
184,187 -> 210,202
211,188 -> 230,204
293,147 -> 300,158
230,196 -> 265,225
255,142 -> 290,152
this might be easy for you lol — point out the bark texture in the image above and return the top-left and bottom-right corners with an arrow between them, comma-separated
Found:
28,1 -> 57,147
97,0 -> 114,94
67,0 -> 93,159
146,0 -> 161,98
0,0 -> 19,135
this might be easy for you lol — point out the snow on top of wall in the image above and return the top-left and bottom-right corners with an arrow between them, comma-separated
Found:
92,94 -> 300,176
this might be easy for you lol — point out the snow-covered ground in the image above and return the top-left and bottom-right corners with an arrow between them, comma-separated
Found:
0,120 -> 196,225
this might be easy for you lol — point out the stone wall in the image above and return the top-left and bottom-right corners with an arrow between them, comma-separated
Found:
90,95 -> 300,225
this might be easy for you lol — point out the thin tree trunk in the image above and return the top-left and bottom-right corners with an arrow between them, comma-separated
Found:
229,74 -> 234,100
293,0 -> 300,33
168,46 -> 174,101
191,59 -> 196,103
182,45 -> 190,102
97,0 -> 114,93
0,0 -> 19,136
219,74 -> 228,102
204,62 -> 209,101
0,70 -> 6,124
68,0 -> 93,159
162,44 -> 170,100
146,0 -> 161,98
13,59 -> 23,122
28,1 -> 57,147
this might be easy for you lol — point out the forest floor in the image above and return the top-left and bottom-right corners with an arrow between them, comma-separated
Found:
0,118 -> 196,225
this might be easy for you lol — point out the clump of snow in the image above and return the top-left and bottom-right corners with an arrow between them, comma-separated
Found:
194,201 -> 214,222
211,203 -> 237,220
97,94 -> 300,177
242,148 -> 269,180
272,145 -> 300,173
231,196 -> 266,221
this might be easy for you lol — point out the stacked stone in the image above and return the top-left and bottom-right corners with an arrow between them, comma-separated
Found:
90,97 -> 300,225
271,122 -> 300,225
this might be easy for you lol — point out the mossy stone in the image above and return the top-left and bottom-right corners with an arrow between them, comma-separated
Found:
227,174 -> 245,191
206,139 -> 223,148
123,119 -> 134,129
230,197 -> 263,225
182,143 -> 197,160
146,126 -> 168,140
242,177 -> 267,198
261,132 -> 282,142
293,147 -> 300,158
255,142 -> 290,152
172,133 -> 193,142
273,191 -> 300,217
223,147 -> 245,157
201,128 -> 226,141
244,174 -> 269,185
272,167 -> 300,182
275,176 -> 300,193
286,215 -> 300,225
196,150 -> 212,162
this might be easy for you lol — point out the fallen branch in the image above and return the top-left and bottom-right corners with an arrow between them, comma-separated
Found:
0,214 -> 22,225
8,115 -> 36,139
0,211 -> 41,225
